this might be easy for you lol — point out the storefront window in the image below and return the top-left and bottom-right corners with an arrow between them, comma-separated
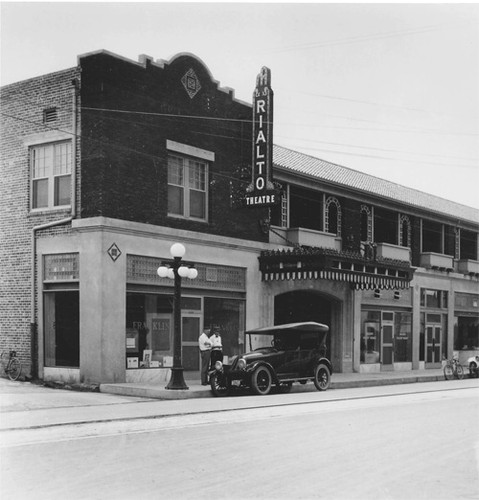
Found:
360,311 -> 380,363
361,310 -> 412,364
125,293 -> 246,369
394,312 -> 412,362
126,293 -> 173,369
454,316 -> 479,351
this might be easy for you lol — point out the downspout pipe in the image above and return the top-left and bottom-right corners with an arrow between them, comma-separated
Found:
30,78 -> 79,380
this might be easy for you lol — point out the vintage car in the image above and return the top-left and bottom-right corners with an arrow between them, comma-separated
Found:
209,321 -> 332,397
468,355 -> 479,378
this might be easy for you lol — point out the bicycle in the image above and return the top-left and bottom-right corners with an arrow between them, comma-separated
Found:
443,357 -> 464,381
1,350 -> 22,381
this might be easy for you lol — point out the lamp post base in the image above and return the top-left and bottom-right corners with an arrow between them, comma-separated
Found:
165,367 -> 189,390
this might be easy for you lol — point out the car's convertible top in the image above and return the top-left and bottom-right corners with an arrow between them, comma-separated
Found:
246,321 -> 329,335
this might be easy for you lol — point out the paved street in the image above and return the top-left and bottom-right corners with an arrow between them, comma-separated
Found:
1,378 -> 478,499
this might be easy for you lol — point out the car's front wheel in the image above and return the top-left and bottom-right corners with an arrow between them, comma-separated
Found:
210,372 -> 230,397
251,366 -> 272,395
314,363 -> 331,391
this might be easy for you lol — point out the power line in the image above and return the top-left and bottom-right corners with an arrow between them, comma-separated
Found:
262,24 -> 442,54
275,87 -> 477,121
274,135 -> 478,165
281,142 -> 478,170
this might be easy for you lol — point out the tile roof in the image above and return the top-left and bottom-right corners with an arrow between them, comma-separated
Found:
273,144 -> 479,225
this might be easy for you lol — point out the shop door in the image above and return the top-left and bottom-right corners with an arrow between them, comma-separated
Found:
381,312 -> 394,370
426,325 -> 442,367
182,315 -> 201,371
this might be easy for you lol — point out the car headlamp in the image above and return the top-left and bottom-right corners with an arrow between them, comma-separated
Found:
237,358 -> 246,370
215,360 -> 223,371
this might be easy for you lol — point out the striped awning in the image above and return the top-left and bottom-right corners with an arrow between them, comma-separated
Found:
259,247 -> 414,290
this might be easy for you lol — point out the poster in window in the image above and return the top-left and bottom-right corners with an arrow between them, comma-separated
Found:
152,318 -> 171,351
142,349 -> 152,368
126,328 -> 139,353
127,357 -> 139,369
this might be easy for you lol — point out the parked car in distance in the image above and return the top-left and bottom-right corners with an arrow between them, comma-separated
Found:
468,355 -> 479,378
210,321 -> 332,397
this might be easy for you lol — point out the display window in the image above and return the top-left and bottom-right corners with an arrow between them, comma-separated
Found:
360,311 -> 380,363
360,310 -> 412,364
125,293 -> 245,369
454,316 -> 479,351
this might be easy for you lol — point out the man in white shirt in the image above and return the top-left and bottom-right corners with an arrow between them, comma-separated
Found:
198,327 -> 212,385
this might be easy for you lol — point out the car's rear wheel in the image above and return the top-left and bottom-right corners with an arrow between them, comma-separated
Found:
251,366 -> 272,395
314,363 -> 331,391
210,372 -> 230,397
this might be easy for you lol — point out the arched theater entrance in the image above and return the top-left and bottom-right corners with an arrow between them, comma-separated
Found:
274,290 -> 341,367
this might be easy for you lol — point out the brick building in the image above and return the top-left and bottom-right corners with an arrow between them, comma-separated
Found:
1,50 -> 478,384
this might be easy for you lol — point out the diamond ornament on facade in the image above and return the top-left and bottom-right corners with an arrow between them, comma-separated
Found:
107,243 -> 122,262
181,68 -> 201,99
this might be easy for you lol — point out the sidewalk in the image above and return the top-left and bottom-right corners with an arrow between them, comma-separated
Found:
99,368 -> 448,400
1,370 -> 478,434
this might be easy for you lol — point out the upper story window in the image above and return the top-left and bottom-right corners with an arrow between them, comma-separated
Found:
399,215 -> 411,247
289,185 -> 322,231
31,141 -> 71,210
325,196 -> 341,235
460,229 -> 478,260
166,141 -> 213,222
360,205 -> 372,242
374,207 -> 397,244
168,154 -> 208,220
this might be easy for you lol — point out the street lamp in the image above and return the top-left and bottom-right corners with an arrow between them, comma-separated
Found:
157,243 -> 198,390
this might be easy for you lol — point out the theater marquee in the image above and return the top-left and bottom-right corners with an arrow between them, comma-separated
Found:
245,67 -> 277,208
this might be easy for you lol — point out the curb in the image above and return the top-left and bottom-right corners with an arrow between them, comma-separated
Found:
100,375 -> 446,400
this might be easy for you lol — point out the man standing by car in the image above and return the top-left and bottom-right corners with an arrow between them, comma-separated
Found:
199,327 -> 212,385
210,325 -> 223,369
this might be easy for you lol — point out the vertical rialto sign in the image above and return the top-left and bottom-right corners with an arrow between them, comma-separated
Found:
246,67 -> 277,207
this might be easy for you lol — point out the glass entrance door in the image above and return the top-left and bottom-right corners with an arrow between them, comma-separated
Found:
182,315 -> 201,370
426,325 -> 442,367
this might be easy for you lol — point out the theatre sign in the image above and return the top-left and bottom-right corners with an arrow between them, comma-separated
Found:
245,67 -> 278,208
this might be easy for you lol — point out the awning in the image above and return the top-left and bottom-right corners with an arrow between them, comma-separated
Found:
259,246 -> 414,290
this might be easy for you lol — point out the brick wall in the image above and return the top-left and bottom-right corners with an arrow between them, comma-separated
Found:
0,68 -> 80,376
79,52 -> 269,241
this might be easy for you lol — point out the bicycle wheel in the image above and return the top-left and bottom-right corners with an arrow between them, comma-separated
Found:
444,364 -> 454,381
455,364 -> 465,380
7,358 -> 21,381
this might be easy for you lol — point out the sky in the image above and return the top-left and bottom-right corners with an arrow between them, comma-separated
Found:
1,2 -> 478,210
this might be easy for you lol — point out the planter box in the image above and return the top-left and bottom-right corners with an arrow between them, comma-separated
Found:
420,252 -> 454,270
457,259 -> 479,275
287,227 -> 341,250
376,243 -> 411,262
